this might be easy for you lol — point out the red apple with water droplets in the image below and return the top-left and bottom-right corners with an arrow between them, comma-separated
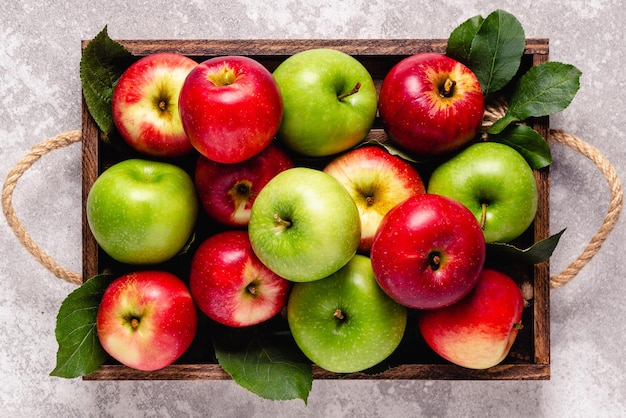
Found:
370,193 -> 485,310
178,55 -> 283,163
195,143 -> 294,227
111,53 -> 197,158
418,268 -> 525,369
189,230 -> 291,327
378,52 -> 484,158
96,271 -> 198,371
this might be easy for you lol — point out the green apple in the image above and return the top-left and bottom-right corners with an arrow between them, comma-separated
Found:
287,254 -> 407,373
427,142 -> 538,243
248,167 -> 360,282
272,48 -> 378,157
87,158 -> 198,264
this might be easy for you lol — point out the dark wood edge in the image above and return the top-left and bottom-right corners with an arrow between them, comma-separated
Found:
81,96 -> 99,281
80,38 -> 549,56
531,52 -> 551,367
83,363 -> 549,381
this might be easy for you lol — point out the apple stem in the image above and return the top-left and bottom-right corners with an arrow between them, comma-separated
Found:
273,213 -> 292,228
428,252 -> 442,271
333,308 -> 345,320
440,78 -> 456,98
480,202 -> 488,230
337,82 -> 361,101
246,282 -> 258,296
158,100 -> 167,111
130,318 -> 140,329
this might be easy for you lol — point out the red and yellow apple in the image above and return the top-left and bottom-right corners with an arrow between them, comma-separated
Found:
189,230 -> 291,327
378,52 -> 484,158
417,269 -> 525,369
96,271 -> 198,371
111,53 -> 197,158
323,145 -> 425,252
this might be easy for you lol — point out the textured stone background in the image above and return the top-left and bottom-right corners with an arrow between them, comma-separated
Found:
1,1 -> 625,416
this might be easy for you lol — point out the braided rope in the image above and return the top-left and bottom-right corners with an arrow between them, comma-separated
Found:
2,130 -> 83,285
547,129 -> 623,288
2,120 -> 622,288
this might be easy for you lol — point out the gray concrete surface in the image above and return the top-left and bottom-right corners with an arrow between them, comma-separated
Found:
1,1 -> 625,416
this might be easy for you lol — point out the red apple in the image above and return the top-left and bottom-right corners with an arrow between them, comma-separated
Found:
378,52 -> 484,158
370,193 -> 485,310
189,230 -> 291,327
417,269 -> 525,369
96,271 -> 198,371
111,53 -> 197,158
178,55 -> 283,163
195,143 -> 294,227
323,145 -> 425,252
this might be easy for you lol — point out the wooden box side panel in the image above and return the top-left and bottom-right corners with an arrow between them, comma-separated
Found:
81,39 -> 550,381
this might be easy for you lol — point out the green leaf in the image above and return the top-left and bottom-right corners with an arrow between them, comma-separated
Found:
467,9 -> 526,97
488,61 -> 582,133
446,14 -> 484,64
50,274 -> 113,378
489,124 -> 552,169
359,137 -> 420,164
213,327 -> 313,404
487,229 -> 566,264
80,25 -> 134,140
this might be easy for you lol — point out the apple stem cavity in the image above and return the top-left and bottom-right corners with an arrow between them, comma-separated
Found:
207,65 -> 238,86
246,282 -> 258,296
337,82 -> 362,101
440,78 -> 457,98
333,308 -> 345,320
229,180 -> 253,201
125,316 -> 141,330
273,213 -> 292,230
428,251 -> 442,271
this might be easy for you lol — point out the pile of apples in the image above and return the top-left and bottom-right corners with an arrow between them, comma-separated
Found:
87,48 -> 538,373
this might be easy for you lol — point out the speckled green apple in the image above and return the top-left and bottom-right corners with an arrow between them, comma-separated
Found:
272,48 -> 378,157
248,167 -> 360,282
287,254 -> 407,373
87,159 -> 198,265
427,142 -> 538,243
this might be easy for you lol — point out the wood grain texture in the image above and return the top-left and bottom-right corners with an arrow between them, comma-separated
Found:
81,39 -> 550,381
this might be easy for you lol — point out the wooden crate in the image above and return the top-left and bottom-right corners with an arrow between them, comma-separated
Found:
81,39 -> 550,381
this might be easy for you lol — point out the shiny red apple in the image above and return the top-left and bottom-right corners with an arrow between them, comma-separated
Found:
323,145 -> 425,252
370,193 -> 485,310
189,230 -> 291,327
195,142 -> 294,227
378,52 -> 484,158
178,55 -> 283,163
418,269 -> 525,369
111,53 -> 197,158
96,271 -> 198,371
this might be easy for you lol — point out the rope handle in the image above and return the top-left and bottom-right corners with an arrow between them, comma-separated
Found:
2,128 -> 623,288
